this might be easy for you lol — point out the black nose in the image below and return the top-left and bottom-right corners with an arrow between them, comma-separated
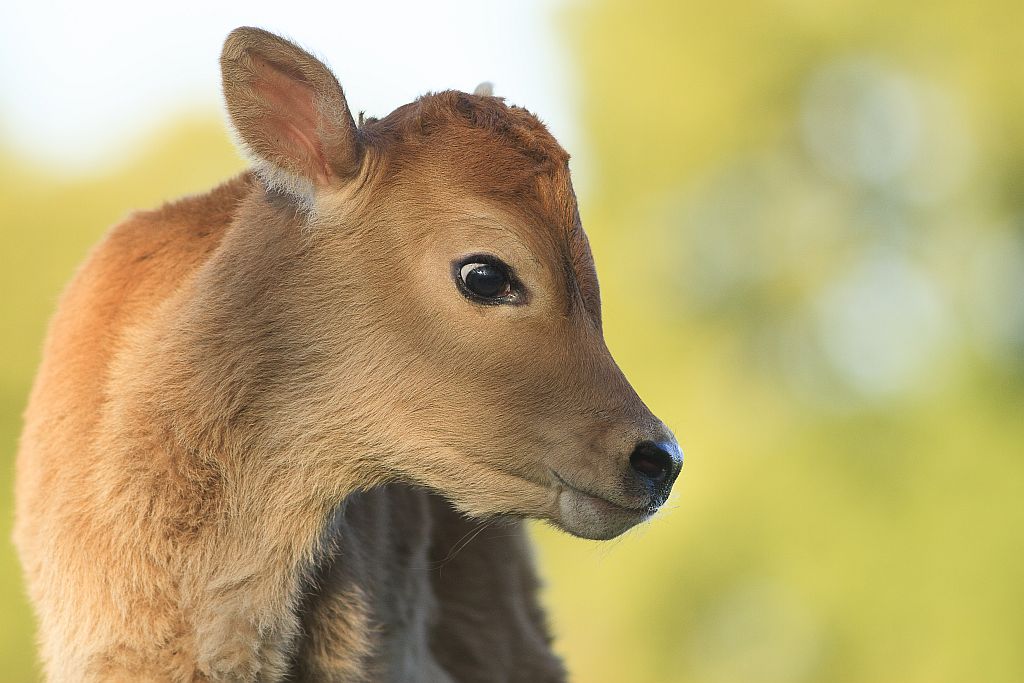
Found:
629,440 -> 682,490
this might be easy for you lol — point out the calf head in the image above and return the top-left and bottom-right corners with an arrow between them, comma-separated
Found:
220,27 -> 682,540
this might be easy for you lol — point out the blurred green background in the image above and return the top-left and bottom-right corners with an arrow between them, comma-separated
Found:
3,1 -> 1023,681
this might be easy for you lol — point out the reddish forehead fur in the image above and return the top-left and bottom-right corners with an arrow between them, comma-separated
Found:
362,91 -> 575,225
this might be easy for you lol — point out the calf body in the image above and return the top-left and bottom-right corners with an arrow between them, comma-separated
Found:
14,28 -> 681,681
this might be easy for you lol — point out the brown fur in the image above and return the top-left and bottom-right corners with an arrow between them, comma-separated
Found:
14,27 -> 680,681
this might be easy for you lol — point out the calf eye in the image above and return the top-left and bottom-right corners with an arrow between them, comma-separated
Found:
455,257 -> 516,303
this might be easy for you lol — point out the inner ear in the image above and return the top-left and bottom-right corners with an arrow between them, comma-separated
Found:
248,55 -> 333,184
221,27 -> 362,200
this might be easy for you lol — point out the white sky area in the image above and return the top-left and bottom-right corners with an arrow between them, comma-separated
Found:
0,0 -> 581,176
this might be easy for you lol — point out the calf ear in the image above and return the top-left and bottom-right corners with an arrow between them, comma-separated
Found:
220,27 -> 361,200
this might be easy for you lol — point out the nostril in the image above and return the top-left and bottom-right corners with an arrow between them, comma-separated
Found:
629,441 -> 675,483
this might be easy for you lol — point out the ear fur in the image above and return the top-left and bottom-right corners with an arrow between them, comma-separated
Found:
220,26 -> 361,203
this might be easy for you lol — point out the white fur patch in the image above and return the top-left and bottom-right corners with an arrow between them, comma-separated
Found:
224,120 -> 317,213
252,159 -> 316,213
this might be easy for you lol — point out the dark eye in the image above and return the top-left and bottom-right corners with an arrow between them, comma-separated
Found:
456,258 -> 516,303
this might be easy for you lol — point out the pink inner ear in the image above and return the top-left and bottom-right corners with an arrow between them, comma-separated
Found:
249,56 -> 333,184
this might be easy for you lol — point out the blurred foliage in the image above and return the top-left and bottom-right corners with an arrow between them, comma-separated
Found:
2,2 -> 1023,681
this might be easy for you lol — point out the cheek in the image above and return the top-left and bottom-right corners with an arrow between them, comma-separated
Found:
396,329 -> 555,423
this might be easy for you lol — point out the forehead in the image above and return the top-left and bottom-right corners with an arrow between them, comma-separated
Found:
365,91 -> 578,243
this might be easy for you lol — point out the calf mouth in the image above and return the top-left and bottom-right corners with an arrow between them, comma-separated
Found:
551,471 -> 658,515
550,470 -> 663,540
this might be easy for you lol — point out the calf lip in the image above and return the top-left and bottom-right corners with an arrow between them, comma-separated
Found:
551,470 -> 658,516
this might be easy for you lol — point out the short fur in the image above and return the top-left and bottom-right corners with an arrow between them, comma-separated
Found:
14,27 -> 680,681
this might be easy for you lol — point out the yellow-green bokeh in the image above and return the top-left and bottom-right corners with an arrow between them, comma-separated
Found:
2,2 -> 1022,681
536,2 -> 1024,682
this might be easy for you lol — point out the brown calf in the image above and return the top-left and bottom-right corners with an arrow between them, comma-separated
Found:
14,27 -> 682,681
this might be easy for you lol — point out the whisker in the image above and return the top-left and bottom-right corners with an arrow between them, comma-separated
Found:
431,518 -> 496,574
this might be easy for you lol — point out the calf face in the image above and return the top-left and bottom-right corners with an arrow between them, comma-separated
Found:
221,27 -> 682,540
